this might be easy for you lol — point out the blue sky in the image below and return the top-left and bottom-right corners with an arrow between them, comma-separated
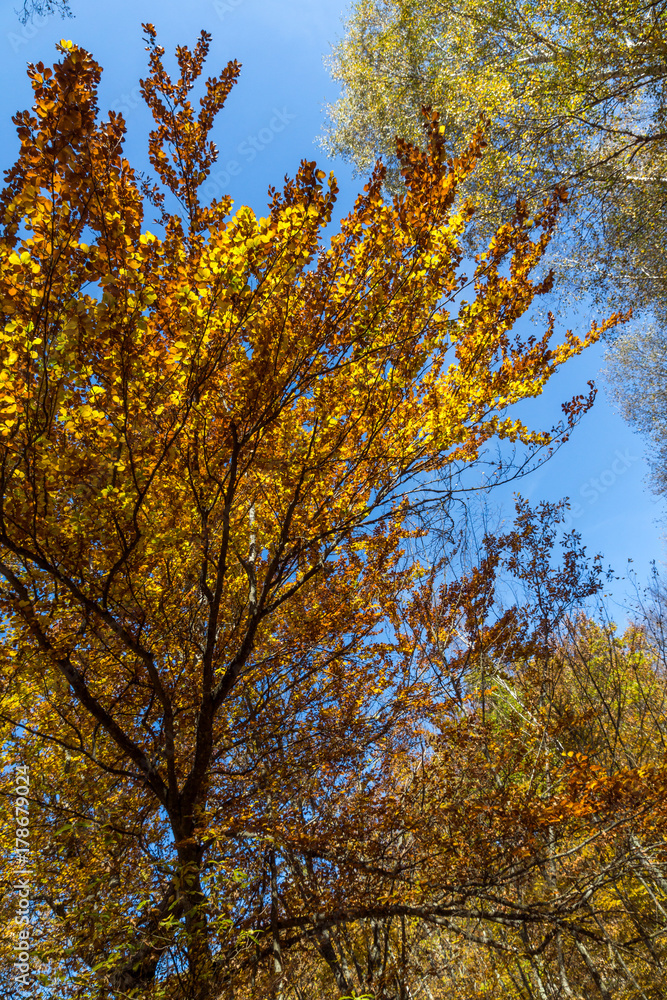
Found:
0,0 -> 663,611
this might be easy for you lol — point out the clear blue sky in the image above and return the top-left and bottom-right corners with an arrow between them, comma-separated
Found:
0,0 -> 663,611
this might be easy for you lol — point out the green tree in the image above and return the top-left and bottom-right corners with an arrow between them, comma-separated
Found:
323,0 -> 667,321
605,323 -> 667,496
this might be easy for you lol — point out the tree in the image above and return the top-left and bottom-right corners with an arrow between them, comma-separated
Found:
322,0 -> 667,322
0,27 -> 620,1000
17,0 -> 72,23
201,500 -> 667,1000
604,322 -> 667,496
364,504 -> 667,1000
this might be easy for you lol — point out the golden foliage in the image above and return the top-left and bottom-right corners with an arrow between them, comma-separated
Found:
0,29 -> 634,1000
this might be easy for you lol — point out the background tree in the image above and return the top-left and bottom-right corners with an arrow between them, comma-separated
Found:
604,323 -> 667,497
329,504 -> 667,1000
0,26 -> 622,1000
322,0 -> 667,322
17,0 -> 72,23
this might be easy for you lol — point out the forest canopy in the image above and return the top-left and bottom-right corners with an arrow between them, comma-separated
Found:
0,22 -> 664,1000
322,0 -> 667,322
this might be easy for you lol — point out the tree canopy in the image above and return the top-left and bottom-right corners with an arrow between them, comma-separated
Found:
1,24 -> 664,1000
322,0 -> 667,321
605,322 -> 667,496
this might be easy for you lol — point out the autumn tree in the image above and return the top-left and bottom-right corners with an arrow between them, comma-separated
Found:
0,27 -> 620,1000
322,0 -> 667,321
231,501 -> 667,1000
351,503 -> 667,1000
